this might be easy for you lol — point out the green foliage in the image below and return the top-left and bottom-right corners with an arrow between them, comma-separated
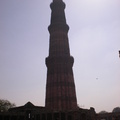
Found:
0,99 -> 15,112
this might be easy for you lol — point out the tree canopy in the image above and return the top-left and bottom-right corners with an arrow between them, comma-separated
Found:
0,99 -> 15,112
112,107 -> 120,113
98,110 -> 108,114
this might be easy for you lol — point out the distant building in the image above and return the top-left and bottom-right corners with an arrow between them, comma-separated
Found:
0,102 -> 96,120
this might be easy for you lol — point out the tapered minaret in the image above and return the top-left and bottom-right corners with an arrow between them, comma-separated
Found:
45,0 -> 77,111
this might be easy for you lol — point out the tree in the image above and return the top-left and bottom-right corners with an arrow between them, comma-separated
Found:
112,107 -> 120,113
0,99 -> 15,112
98,110 -> 108,114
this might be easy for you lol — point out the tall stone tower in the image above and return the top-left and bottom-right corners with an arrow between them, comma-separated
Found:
45,0 -> 77,111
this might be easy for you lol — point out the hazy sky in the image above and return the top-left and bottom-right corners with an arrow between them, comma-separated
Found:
0,0 -> 120,113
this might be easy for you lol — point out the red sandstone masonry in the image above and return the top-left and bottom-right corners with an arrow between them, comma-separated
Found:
45,0 -> 77,111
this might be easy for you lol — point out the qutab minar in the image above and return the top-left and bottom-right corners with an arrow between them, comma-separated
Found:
45,0 -> 77,111
0,0 -> 120,119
